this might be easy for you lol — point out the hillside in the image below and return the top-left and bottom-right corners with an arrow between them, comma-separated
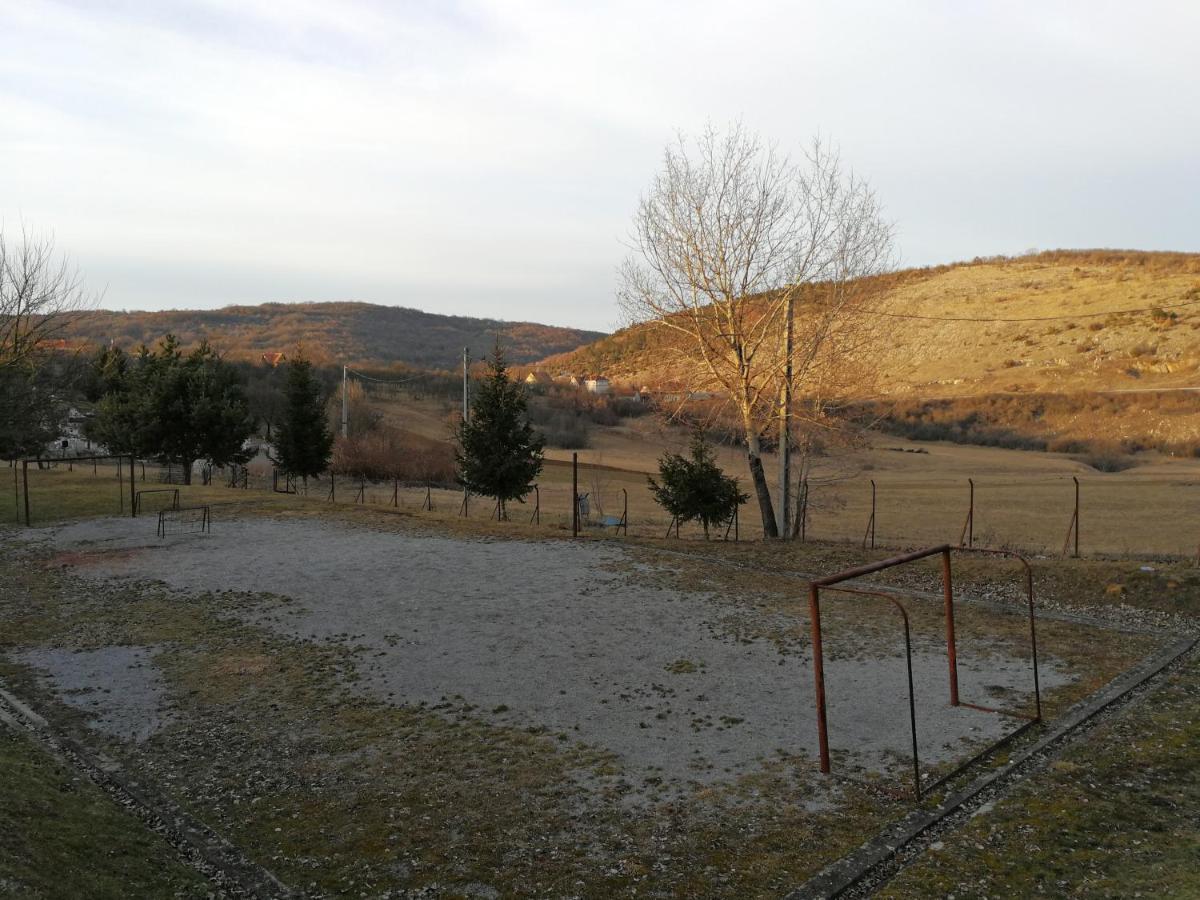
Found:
544,250 -> 1200,396
63,301 -> 606,370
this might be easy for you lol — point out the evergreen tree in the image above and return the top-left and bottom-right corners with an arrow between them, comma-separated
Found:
87,335 -> 254,483
648,431 -> 748,538
455,346 -> 544,519
274,353 -> 333,487
0,369 -> 63,460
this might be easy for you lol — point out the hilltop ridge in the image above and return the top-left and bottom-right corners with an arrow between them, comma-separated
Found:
63,301 -> 607,370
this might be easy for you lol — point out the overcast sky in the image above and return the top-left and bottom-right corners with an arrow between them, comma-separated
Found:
3,1 -> 1198,332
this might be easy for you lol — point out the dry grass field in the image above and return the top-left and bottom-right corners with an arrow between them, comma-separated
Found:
315,383 -> 1200,559
12,420 -> 1199,560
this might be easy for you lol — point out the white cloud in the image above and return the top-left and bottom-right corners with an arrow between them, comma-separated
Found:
2,0 -> 1197,331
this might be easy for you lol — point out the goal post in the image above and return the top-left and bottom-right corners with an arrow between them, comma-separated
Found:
807,544 -> 1041,786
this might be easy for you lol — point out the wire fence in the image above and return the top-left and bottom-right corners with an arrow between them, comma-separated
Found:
8,453 -> 1199,561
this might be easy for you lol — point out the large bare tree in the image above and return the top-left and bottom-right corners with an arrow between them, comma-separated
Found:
619,124 -> 894,537
0,227 -> 96,374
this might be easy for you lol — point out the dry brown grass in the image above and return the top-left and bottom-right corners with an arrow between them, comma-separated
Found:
552,251 -> 1200,398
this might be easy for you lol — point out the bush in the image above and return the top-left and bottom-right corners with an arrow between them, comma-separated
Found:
1076,446 -> 1137,472
332,426 -> 456,483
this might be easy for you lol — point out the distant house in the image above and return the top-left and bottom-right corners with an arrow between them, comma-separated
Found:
524,370 -> 554,386
613,388 -> 651,405
584,376 -> 610,395
262,352 -> 287,367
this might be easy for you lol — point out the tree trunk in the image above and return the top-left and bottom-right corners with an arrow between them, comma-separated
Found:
182,459 -> 193,485
746,435 -> 778,538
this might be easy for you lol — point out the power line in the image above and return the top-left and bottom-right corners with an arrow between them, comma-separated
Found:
861,294 -> 1200,323
344,366 -> 429,385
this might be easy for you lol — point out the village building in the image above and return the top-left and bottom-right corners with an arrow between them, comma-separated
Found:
523,370 -> 554,386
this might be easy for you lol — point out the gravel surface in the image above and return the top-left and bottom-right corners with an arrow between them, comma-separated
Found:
16,645 -> 172,742
26,516 -> 1067,794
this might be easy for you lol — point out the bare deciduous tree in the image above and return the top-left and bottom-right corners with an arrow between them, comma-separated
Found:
0,227 -> 96,374
619,124 -> 894,537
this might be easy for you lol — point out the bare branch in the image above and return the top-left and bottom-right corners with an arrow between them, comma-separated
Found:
0,227 -> 99,374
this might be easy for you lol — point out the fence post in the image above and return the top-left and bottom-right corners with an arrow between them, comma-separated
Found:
968,477 -> 974,548
960,478 -> 975,548
941,547 -> 960,706
862,479 -> 877,550
1074,476 -> 1080,558
809,583 -> 830,774
572,452 -> 579,538
1062,476 -> 1080,558
129,456 -> 136,517
22,460 -> 30,526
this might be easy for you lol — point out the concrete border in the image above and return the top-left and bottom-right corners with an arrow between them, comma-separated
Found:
785,633 -> 1197,899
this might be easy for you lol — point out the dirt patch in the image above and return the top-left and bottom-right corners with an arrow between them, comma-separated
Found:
45,548 -> 148,570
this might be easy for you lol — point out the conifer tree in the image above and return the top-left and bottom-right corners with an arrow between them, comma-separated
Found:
455,346 -> 544,519
87,335 -> 254,483
274,352 -> 333,488
648,430 -> 748,538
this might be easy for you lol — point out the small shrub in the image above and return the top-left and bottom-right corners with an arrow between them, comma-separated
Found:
1076,446 -> 1137,473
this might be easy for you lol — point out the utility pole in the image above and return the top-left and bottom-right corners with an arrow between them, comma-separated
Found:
777,294 -> 794,538
462,347 -> 470,513
462,347 -> 470,423
341,365 -> 349,438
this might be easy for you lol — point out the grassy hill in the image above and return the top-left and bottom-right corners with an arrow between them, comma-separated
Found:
63,301 -> 606,370
544,250 -> 1200,396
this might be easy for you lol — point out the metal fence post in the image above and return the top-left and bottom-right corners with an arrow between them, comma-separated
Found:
1073,476 -> 1080,558
809,582 -> 831,774
572,452 -> 579,538
942,547 -> 960,706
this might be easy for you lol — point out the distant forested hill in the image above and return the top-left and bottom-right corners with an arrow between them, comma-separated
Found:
63,302 -> 606,369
